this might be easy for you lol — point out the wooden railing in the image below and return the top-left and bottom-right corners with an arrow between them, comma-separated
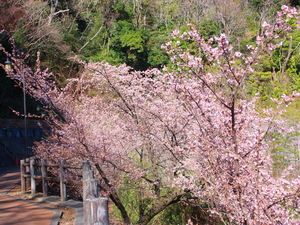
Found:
20,157 -> 109,225
20,157 -> 82,201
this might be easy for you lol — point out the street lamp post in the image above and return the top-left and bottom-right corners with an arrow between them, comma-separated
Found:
4,58 -> 12,71
4,58 -> 28,159
22,69 -> 28,159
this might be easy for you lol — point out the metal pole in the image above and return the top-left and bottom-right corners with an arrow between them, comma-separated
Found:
23,69 -> 28,159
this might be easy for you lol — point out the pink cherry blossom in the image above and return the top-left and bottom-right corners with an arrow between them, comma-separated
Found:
1,5 -> 300,225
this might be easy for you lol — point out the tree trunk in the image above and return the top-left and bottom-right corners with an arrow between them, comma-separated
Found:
137,191 -> 184,224
95,163 -> 131,224
48,0 -> 58,25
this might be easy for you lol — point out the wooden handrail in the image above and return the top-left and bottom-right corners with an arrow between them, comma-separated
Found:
20,157 -> 109,224
20,157 -> 84,200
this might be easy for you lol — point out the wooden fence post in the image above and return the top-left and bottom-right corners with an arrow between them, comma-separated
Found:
82,160 -> 109,225
82,160 -> 98,200
30,158 -> 36,195
25,157 -> 30,189
83,197 -> 109,225
41,159 -> 48,197
20,159 -> 26,192
34,157 -> 41,176
60,160 -> 67,201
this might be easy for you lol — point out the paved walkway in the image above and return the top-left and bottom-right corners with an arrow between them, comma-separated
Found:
0,165 -> 60,225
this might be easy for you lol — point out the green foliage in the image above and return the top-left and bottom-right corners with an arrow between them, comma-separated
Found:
269,130 -> 300,177
198,20 -> 223,39
290,0 -> 300,6
248,0 -> 284,12
248,71 -> 273,96
112,177 -> 158,224
113,184 -> 224,225
149,202 -> 223,225
286,55 -> 300,92
147,48 -> 169,68
108,20 -> 150,70
147,29 -> 171,68
88,50 -> 123,65
246,25 -> 300,108
63,31 -> 83,52
120,30 -> 145,52
283,98 -> 300,122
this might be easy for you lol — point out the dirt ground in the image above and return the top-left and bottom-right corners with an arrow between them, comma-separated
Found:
7,184 -> 76,225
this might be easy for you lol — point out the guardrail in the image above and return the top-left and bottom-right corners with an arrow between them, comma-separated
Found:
20,157 -> 109,225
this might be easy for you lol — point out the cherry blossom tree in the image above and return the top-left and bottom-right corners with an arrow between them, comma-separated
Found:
1,5 -> 300,225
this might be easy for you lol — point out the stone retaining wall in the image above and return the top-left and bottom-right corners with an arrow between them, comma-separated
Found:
0,119 -> 49,166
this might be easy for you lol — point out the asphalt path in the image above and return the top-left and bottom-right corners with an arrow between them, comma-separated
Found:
0,165 -> 59,225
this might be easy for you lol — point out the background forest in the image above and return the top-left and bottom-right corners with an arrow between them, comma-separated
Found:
1,1 -> 300,224
1,0 -> 300,117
